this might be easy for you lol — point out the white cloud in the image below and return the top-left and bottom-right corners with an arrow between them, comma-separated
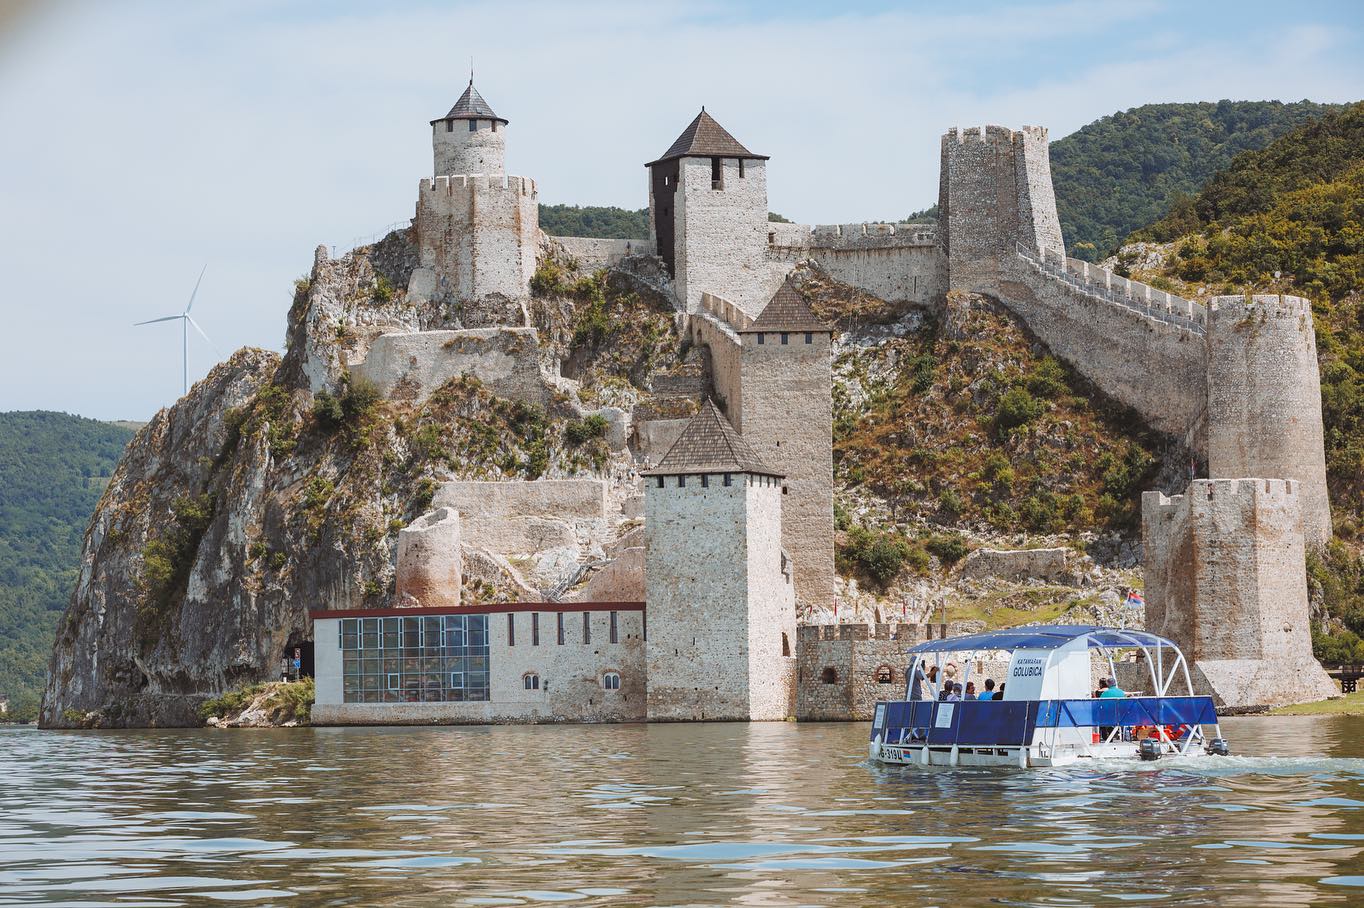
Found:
0,0 -> 1359,418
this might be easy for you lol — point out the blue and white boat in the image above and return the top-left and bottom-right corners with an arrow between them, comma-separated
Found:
869,625 -> 1231,768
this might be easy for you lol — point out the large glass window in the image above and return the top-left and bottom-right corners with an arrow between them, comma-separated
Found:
339,615 -> 491,703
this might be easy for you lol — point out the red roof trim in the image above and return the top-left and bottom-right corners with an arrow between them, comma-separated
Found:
310,602 -> 645,620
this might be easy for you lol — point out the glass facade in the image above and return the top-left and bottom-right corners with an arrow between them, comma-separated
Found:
339,614 -> 489,703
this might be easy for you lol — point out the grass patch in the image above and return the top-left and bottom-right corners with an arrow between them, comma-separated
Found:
1268,688 -> 1359,716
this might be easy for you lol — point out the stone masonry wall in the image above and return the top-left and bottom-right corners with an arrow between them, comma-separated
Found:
414,174 -> 538,306
1205,296 -> 1331,546
1012,126 -> 1065,258
1142,479 -> 1335,708
395,508 -> 461,607
745,472 -> 798,720
554,237 -> 658,271
352,327 -> 554,406
645,474 -> 790,720
768,223 -> 945,305
796,623 -> 976,720
432,118 -> 506,177
675,157 -> 788,315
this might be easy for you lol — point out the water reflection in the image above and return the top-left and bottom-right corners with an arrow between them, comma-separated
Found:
1,716 -> 1362,905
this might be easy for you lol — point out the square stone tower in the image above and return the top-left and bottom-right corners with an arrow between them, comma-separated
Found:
644,400 -> 797,721
413,79 -> 538,319
1142,479 -> 1336,708
938,124 -> 1065,295
647,109 -> 775,315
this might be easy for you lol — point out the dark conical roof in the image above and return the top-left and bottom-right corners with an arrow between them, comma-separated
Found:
645,400 -> 781,477
433,79 -> 508,125
740,278 -> 832,334
646,109 -> 768,166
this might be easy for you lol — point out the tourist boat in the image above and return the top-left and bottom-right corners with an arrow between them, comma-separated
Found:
869,625 -> 1231,768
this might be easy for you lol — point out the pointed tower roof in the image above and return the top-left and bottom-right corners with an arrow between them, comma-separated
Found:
738,278 -> 832,334
645,400 -> 781,477
432,79 -> 508,125
646,109 -> 769,167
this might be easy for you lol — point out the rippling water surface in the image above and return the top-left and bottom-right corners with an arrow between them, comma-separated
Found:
2,717 -> 1364,905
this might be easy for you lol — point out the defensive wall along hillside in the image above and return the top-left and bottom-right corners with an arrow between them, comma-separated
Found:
767,222 -> 946,305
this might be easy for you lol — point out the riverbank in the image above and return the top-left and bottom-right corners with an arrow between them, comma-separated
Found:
1269,689 -> 1363,716
201,678 -> 314,727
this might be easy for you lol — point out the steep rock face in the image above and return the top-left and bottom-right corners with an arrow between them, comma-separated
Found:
42,350 -> 280,727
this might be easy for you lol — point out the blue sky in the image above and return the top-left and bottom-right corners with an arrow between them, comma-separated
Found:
0,0 -> 1361,420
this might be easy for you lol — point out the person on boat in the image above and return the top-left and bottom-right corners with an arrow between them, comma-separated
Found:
964,680 -> 977,700
1100,677 -> 1126,698
980,678 -> 996,699
993,682 -> 1006,700
909,663 -> 928,700
1094,678 -> 1109,698
945,682 -> 963,702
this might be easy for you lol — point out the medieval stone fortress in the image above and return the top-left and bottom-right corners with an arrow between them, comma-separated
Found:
298,80 -> 1336,724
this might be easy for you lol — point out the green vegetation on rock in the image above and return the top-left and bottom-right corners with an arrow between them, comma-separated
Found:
0,412 -> 134,717
539,205 -> 649,239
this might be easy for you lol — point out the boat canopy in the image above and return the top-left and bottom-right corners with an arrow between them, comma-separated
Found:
908,624 -> 1177,655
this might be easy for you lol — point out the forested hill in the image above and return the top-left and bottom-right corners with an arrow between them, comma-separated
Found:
0,412 -> 134,719
539,204 -> 649,239
1052,100 -> 1341,260
1114,102 -> 1364,663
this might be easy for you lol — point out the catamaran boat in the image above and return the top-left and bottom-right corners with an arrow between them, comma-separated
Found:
869,625 -> 1231,768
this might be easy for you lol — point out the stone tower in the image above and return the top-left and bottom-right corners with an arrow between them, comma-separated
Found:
1142,479 -> 1336,708
1204,295 -> 1331,547
938,125 -> 1065,295
647,109 -> 775,315
413,79 -> 538,317
732,281 -> 835,611
644,400 -> 797,721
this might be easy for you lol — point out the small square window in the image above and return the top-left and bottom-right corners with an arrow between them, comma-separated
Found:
805,332 -> 813,344
678,476 -> 686,488
739,159 -> 745,178
781,332 -> 789,345
446,120 -> 453,133
468,119 -> 477,132
701,475 -> 709,488
655,476 -> 664,489
723,474 -> 732,486
757,333 -> 765,345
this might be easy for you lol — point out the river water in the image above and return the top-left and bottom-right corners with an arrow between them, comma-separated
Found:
1,718 -> 1363,906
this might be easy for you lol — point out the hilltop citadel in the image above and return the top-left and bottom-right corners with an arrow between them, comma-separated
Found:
292,79 -> 1337,722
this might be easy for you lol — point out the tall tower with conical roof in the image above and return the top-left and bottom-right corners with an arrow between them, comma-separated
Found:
431,77 -> 509,176
647,109 -> 778,315
413,78 -> 538,321
643,400 -> 797,720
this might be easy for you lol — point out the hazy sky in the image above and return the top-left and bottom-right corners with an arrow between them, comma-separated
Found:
1,0 -> 1361,420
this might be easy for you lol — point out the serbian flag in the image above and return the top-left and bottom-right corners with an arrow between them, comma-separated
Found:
1125,591 -> 1145,609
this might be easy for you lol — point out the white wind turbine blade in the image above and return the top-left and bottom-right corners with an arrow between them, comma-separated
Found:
184,264 -> 207,315
134,314 -> 185,326
185,313 -> 220,355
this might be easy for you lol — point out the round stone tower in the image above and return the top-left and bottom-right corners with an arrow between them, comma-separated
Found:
1204,295 -> 1331,546
431,78 -> 507,176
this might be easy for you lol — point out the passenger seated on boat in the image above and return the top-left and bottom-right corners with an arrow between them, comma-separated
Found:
964,681 -> 977,700
979,679 -> 996,700
1094,678 -> 1109,698
993,682 -> 1006,700
944,682 -> 963,702
1100,677 -> 1126,698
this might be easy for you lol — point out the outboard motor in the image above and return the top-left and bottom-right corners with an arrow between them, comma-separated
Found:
1205,737 -> 1231,756
1138,739 -> 1162,761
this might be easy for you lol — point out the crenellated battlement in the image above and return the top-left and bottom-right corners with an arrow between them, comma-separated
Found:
943,124 -> 1017,145
699,291 -> 752,332
419,174 -> 537,197
1208,294 -> 1314,320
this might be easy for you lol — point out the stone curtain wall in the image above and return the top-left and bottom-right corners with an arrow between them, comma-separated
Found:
415,174 -> 538,304
312,609 -> 647,724
1205,296 -> 1332,546
554,237 -> 658,271
768,224 -> 946,305
675,157 -> 783,315
744,473 -> 798,720
1141,480 -> 1336,708
432,119 -> 506,177
352,328 -> 554,406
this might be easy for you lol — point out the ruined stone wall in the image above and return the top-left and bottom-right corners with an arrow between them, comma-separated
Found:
554,237 -> 657,271
352,327 -> 553,406
674,157 -> 786,315
395,508 -> 461,607
1141,479 -> 1335,707
313,607 -> 646,724
432,119 -> 506,177
414,174 -> 538,305
433,479 -> 609,559
645,473 -> 788,720
1205,296 -> 1331,546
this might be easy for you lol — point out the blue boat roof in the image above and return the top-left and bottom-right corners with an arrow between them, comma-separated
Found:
908,624 -> 1177,654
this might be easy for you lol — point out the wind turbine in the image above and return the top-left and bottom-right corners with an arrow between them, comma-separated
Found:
135,264 -> 215,396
